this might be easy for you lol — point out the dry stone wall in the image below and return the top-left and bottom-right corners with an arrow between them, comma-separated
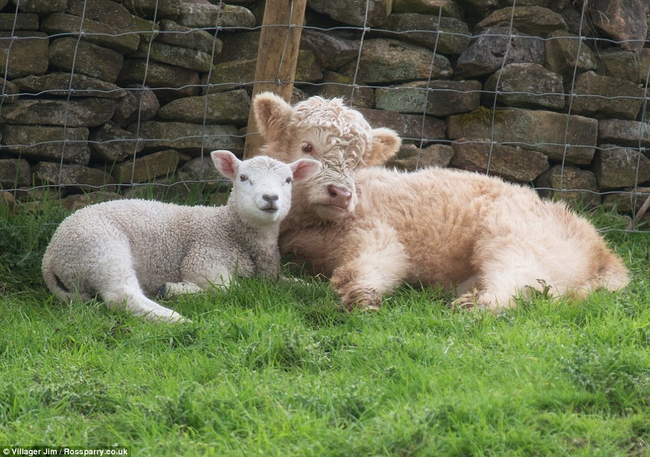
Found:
0,0 -> 649,216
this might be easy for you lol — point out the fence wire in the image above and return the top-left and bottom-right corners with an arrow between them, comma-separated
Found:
0,0 -> 649,232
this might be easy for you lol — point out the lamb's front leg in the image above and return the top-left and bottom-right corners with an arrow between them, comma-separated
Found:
252,247 -> 281,280
162,272 -> 231,296
330,224 -> 409,311
158,281 -> 205,297
159,260 -> 232,298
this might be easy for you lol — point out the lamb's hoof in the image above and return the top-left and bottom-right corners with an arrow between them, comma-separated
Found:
156,284 -> 168,298
169,313 -> 192,324
162,314 -> 192,324
147,310 -> 190,324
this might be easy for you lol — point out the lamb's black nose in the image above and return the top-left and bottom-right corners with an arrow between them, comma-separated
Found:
263,194 -> 279,202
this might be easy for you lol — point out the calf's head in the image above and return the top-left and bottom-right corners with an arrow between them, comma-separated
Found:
211,150 -> 320,228
253,92 -> 401,221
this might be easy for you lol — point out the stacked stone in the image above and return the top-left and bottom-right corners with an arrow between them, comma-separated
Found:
0,0 -> 253,204
0,0 -> 649,216
303,0 -> 650,213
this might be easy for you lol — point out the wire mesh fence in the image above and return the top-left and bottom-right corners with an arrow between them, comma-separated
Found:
1,0 -> 650,231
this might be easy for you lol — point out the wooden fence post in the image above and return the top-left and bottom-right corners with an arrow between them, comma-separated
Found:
243,0 -> 308,158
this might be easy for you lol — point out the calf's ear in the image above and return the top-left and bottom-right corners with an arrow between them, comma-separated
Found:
289,159 -> 321,182
362,127 -> 402,167
210,150 -> 240,181
253,92 -> 294,142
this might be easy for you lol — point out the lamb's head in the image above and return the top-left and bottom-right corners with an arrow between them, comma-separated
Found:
253,92 -> 401,221
211,150 -> 320,228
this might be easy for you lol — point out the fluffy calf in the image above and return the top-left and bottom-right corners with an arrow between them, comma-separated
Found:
42,150 -> 319,322
253,92 -> 629,311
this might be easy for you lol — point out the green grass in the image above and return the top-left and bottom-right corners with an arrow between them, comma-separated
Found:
1,199 -> 650,456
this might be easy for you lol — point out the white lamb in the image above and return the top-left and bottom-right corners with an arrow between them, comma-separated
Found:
41,150 -> 320,323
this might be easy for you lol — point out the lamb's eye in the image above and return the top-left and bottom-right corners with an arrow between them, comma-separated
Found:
301,142 -> 314,155
239,174 -> 248,182
285,177 -> 292,184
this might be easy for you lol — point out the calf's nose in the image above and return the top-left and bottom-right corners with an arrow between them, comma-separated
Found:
327,184 -> 352,209
263,193 -> 279,202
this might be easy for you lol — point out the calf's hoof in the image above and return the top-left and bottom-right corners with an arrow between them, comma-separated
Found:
358,302 -> 381,312
340,290 -> 382,312
452,291 -> 505,314
451,291 -> 491,311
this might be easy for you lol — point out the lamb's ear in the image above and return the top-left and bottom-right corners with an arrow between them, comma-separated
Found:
289,158 -> 321,182
253,92 -> 294,142
362,127 -> 402,167
210,150 -> 241,181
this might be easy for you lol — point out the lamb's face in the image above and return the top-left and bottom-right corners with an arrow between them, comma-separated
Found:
231,157 -> 297,227
210,150 -> 320,229
254,93 -> 401,222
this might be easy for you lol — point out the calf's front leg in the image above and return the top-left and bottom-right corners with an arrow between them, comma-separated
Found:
330,224 -> 409,311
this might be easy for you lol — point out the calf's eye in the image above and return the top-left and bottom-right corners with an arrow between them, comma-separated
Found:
301,142 -> 314,155
239,174 -> 248,182
285,177 -> 292,184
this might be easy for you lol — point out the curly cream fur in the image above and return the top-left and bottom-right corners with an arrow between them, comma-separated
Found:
253,92 -> 629,311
